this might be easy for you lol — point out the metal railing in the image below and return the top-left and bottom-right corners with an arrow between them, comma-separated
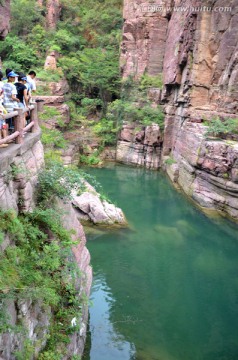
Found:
0,103 -> 40,146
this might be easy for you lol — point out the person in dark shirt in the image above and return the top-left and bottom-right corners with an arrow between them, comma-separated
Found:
15,74 -> 29,109
15,74 -> 30,126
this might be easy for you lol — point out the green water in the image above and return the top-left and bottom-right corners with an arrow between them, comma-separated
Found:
83,164 -> 238,360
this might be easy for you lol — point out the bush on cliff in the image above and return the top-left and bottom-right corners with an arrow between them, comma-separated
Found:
205,117 -> 238,138
0,208 -> 86,358
37,161 -> 86,205
139,74 -> 163,90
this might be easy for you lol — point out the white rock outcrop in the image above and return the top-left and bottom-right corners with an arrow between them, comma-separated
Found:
72,183 -> 127,226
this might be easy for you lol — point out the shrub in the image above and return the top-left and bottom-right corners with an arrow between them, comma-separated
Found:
79,153 -> 101,166
36,69 -> 63,83
41,126 -> 67,149
164,157 -> 177,165
37,162 -> 86,205
0,208 -> 85,357
205,117 -> 238,137
92,117 -> 119,146
139,74 -> 163,90
106,99 -> 165,129
0,35 -> 38,69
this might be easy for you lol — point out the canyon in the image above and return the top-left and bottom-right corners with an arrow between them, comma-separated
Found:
0,0 -> 238,358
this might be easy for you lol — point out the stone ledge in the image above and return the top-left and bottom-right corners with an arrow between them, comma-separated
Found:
0,130 -> 42,174
34,95 -> 65,104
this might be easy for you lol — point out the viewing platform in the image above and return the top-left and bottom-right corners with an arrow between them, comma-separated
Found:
0,102 -> 43,173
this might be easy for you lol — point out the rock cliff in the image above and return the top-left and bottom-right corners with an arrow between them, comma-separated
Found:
46,0 -> 62,30
0,0 -> 11,40
120,0 -> 238,219
0,133 -> 92,358
117,123 -> 162,169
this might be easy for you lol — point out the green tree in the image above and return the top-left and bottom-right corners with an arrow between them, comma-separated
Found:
60,47 -> 120,110
10,0 -> 44,36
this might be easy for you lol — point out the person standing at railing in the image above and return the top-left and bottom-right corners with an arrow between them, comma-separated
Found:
15,74 -> 29,125
0,71 -> 9,147
15,73 -> 30,125
26,71 -> 37,100
2,71 -> 20,133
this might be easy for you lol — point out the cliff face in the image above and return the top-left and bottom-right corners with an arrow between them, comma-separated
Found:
0,134 -> 92,359
0,132 -> 44,212
117,123 -> 162,169
37,0 -> 62,29
46,0 -> 62,29
0,0 -> 11,40
120,0 -> 238,219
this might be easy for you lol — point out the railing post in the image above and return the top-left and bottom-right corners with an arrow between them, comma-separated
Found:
37,101 -> 44,113
31,104 -> 40,133
14,108 -> 24,144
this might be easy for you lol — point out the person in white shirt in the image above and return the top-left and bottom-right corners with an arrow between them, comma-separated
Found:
3,71 -> 20,113
26,70 -> 36,94
2,70 -> 20,133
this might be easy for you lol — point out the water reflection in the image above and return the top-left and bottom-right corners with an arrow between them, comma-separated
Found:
84,165 -> 238,360
85,274 -> 136,360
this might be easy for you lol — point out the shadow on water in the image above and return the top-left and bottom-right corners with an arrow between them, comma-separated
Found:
83,164 -> 238,360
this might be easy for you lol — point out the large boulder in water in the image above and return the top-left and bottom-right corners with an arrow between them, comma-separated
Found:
72,183 -> 127,227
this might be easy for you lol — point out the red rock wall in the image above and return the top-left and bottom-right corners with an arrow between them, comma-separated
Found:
46,0 -> 62,29
121,0 -> 238,114
0,0 -> 11,40
120,0 -> 238,219
121,0 -> 169,77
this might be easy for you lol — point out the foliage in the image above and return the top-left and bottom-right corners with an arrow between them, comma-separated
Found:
10,0 -> 44,37
79,153 -> 101,166
39,105 -> 69,166
37,161 -> 87,205
41,126 -> 67,149
0,0 -> 123,111
164,157 -> 177,166
15,340 -> 35,360
36,68 -> 63,83
80,97 -> 103,116
0,35 -> 38,70
36,83 -> 51,96
92,116 -> 119,146
106,98 -> 165,128
120,78 -> 165,127
40,106 -> 65,128
139,74 -> 163,90
59,47 -> 120,110
38,351 -> 62,360
205,117 -> 238,137
0,208 -> 83,345
0,208 -> 72,288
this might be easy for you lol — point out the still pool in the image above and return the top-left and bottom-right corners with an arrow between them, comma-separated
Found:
83,164 -> 238,360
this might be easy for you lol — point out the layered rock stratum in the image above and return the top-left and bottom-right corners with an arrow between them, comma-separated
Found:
120,0 -> 238,219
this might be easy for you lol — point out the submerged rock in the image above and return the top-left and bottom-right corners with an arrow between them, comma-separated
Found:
72,183 -> 127,227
